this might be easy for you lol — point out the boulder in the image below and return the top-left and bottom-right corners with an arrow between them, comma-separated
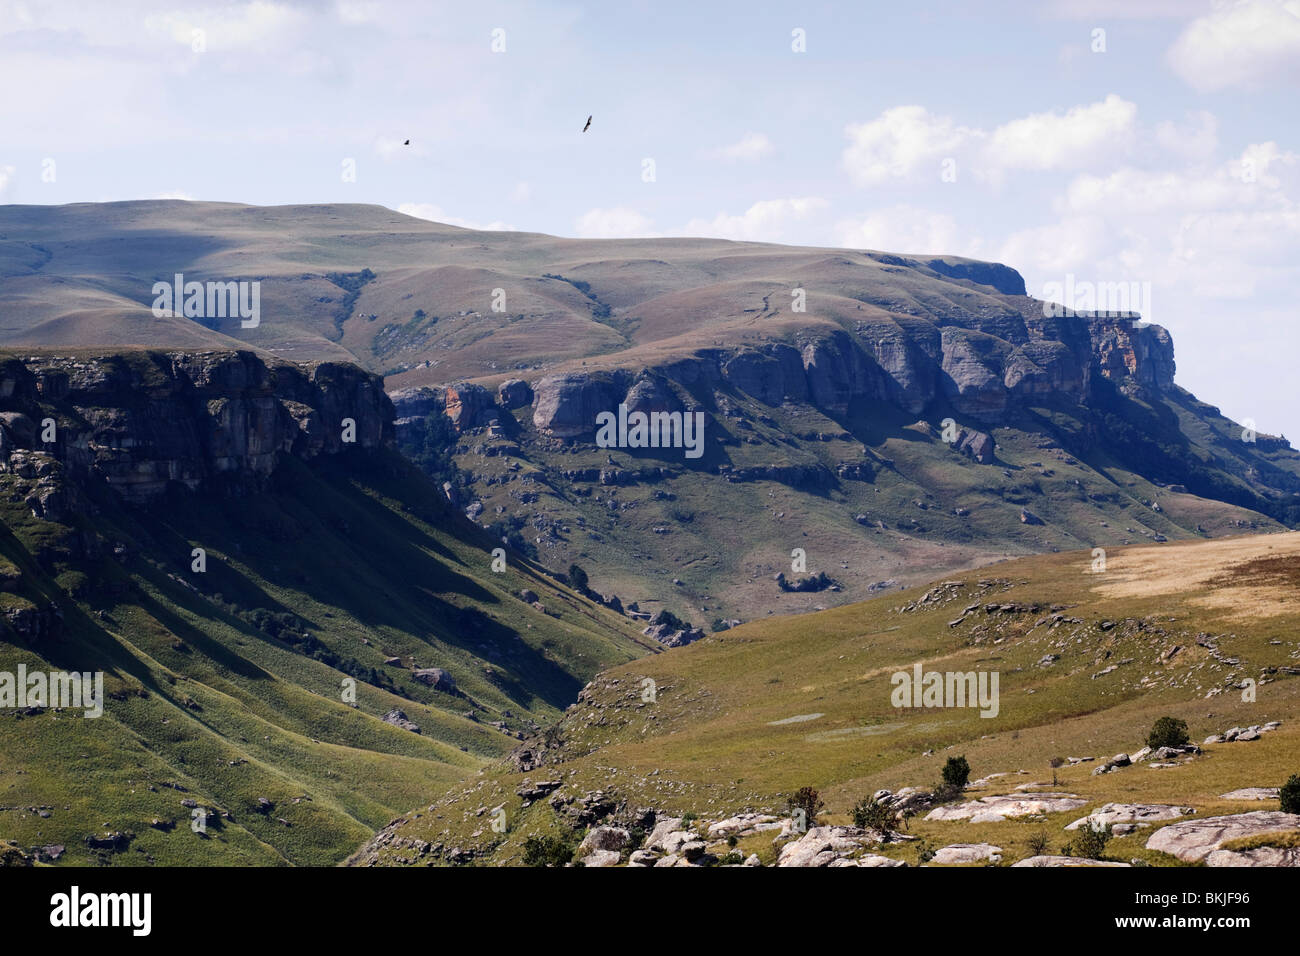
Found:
925,793 -> 1086,822
497,379 -> 533,410
577,825 -> 630,856
1205,846 -> 1300,867
829,854 -> 907,867
381,709 -> 421,733
531,372 -> 626,439
644,818 -> 701,856
579,849 -> 622,867
1065,803 -> 1194,830
1219,788 -> 1280,801
776,825 -> 894,867
441,383 -> 495,431
623,375 -> 682,416
932,843 -> 1002,864
1012,856 -> 1131,867
706,814 -> 782,839
956,428 -> 995,463
680,840 -> 707,861
1145,811 -> 1300,862
412,668 -> 456,692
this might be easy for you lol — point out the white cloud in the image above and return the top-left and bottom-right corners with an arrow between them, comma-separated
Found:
1167,0 -> 1300,91
1154,110 -> 1219,161
154,190 -> 197,200
1048,0 -> 1194,17
842,106 -> 978,186
683,197 -> 827,242
1061,144 -> 1297,215
996,215 -> 1112,279
843,96 -> 1139,186
144,2 -> 307,54
574,206 -> 657,238
835,205 -> 979,257
983,94 -> 1137,174
336,0 -> 381,24
398,202 -> 517,231
0,164 -> 14,197
706,132 -> 774,163
1003,144 -> 1299,307
1238,140 -> 1299,188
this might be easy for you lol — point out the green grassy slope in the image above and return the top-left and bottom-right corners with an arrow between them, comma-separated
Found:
357,531 -> 1300,866
0,446 -> 649,866
438,387 -> 1289,627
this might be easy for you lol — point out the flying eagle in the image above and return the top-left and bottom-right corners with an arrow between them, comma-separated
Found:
403,139 -> 410,146
582,115 -> 592,132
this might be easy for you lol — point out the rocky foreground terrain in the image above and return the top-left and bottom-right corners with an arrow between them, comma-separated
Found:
353,532 -> 1300,867
353,714 -> 1300,868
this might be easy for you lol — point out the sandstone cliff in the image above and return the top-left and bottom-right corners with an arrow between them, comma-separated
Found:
0,349 -> 392,509
395,307 -> 1175,444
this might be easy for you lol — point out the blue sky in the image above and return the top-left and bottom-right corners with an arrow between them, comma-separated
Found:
2,0 -> 1297,436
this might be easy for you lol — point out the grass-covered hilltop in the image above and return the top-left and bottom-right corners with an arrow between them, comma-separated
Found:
4,202 -> 1299,627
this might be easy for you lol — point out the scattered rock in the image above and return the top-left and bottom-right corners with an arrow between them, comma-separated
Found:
1219,788 -> 1280,801
1205,846 -> 1300,867
1066,803 -> 1195,830
412,668 -> 456,692
579,849 -> 622,867
1145,811 -> 1300,862
925,793 -> 1086,823
1012,855 -> 1131,867
932,843 -> 1002,864
382,709 -> 421,733
577,825 -> 630,856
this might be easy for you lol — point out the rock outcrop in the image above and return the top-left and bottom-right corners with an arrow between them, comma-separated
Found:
532,371 -> 628,439
521,310 -> 1173,440
1145,811 -> 1300,863
0,350 -> 391,506
925,792 -> 1087,823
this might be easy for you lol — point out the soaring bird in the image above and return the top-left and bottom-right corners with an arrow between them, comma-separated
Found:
403,139 -> 410,146
582,115 -> 592,132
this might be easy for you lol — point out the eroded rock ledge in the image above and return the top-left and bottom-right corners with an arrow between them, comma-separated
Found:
0,349 -> 393,507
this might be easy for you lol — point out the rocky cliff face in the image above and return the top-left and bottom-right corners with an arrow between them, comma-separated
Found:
1089,318 -> 1176,391
423,308 -> 1176,442
0,350 -> 392,508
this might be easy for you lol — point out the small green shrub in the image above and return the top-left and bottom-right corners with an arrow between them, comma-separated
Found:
851,797 -> 896,834
1147,716 -> 1190,750
1066,822 -> 1113,860
942,755 -> 971,789
1280,774 -> 1300,814
567,563 -> 589,593
788,787 -> 824,827
522,833 -> 575,867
